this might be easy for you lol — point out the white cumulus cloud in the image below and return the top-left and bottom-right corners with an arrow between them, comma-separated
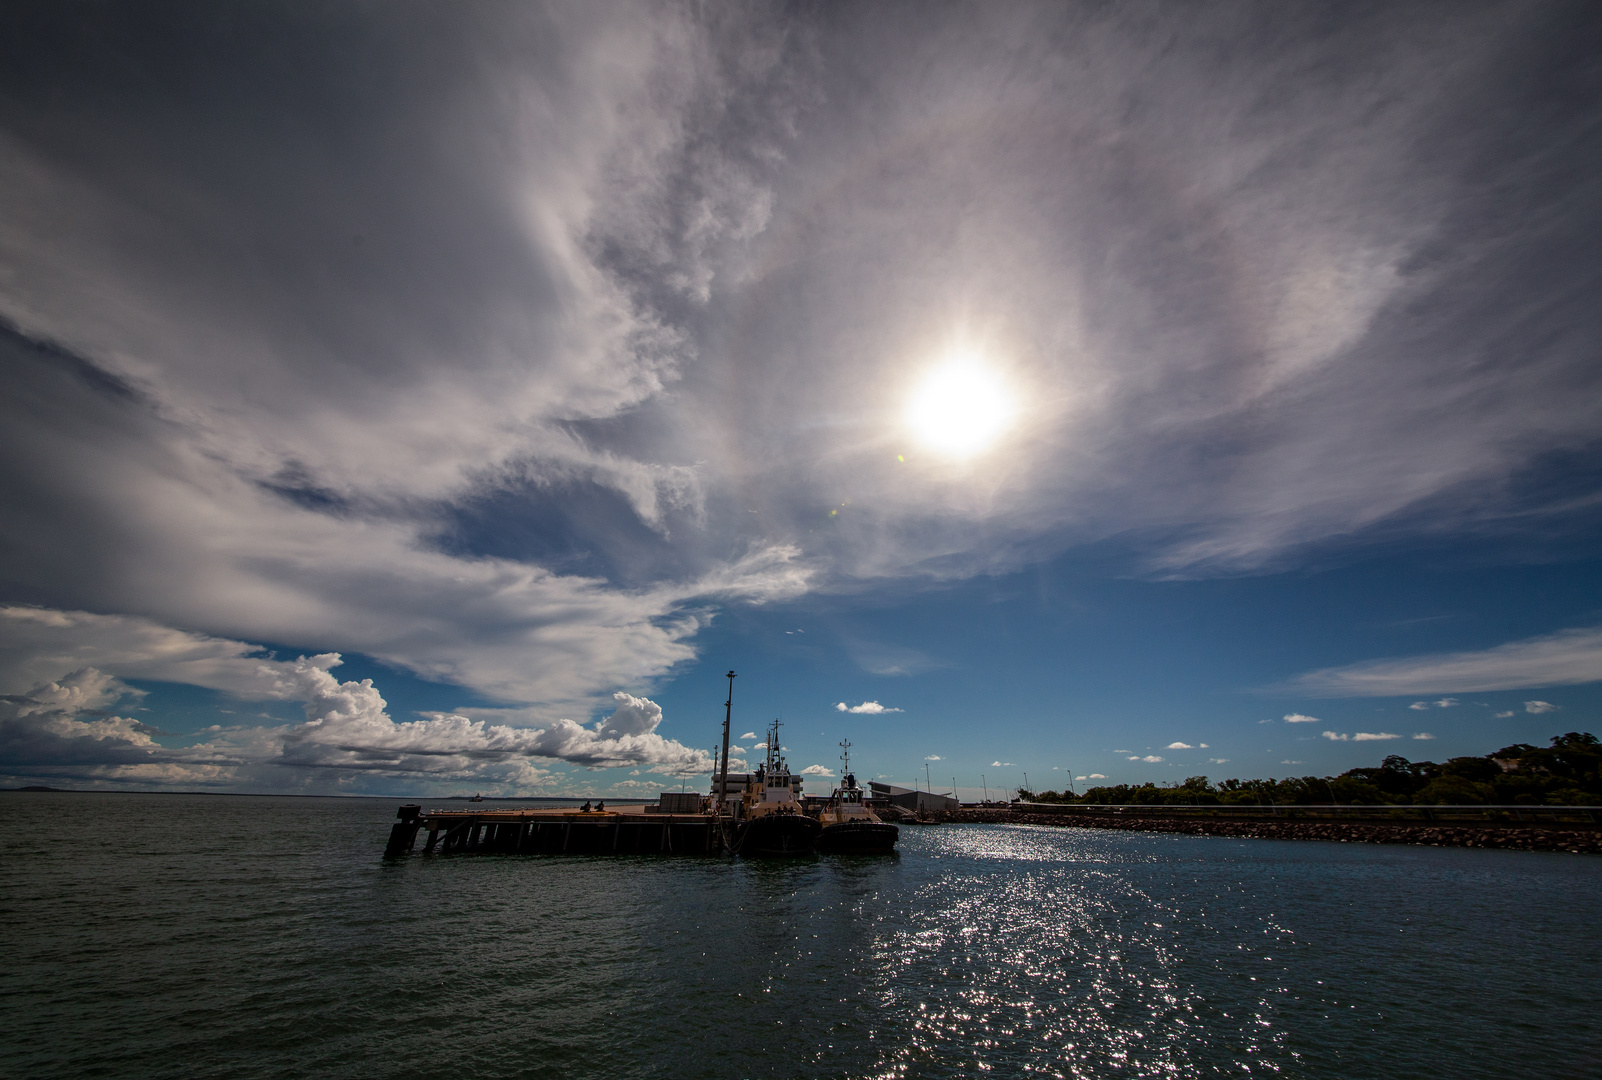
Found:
290,683 -> 713,775
1284,713 -> 1321,723
835,700 -> 902,714
1524,700 -> 1557,714
0,652 -> 714,790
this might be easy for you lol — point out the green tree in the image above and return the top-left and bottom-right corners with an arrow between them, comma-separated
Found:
1441,756 -> 1500,783
1329,776 -> 1385,804
1414,775 -> 1492,805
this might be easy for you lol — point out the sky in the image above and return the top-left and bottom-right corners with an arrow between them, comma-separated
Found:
1,0 -> 1599,799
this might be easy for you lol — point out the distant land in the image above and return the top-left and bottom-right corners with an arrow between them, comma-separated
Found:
1025,732 -> 1601,807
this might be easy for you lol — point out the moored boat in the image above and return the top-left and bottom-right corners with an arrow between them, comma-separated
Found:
730,718 -> 821,856
814,739 -> 898,854
735,810 -> 822,856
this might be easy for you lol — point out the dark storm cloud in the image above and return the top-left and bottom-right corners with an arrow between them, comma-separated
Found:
0,0 -> 1599,755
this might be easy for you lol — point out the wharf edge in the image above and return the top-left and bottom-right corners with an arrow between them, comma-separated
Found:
384,804 -> 729,858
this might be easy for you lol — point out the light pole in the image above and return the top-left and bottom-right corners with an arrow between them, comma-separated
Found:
982,774 -> 989,805
716,671 -> 735,814
1023,771 -> 1029,801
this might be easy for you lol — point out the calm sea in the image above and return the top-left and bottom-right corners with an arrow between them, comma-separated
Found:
2,792 -> 1597,1079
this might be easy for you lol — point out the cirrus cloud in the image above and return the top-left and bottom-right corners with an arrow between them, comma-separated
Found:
4,3 -> 1602,796
1275,629 -> 1602,697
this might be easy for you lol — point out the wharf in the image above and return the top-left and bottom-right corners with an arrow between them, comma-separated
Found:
384,803 -> 725,857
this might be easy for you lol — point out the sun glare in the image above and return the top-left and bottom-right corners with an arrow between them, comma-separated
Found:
903,355 -> 1017,459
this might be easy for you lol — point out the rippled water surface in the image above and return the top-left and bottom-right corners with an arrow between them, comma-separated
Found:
2,793 -> 1598,1079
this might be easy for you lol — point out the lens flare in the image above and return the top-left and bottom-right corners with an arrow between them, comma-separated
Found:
903,356 -> 1017,459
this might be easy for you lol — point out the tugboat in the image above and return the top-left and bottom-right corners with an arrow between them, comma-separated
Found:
815,739 -> 899,854
731,718 -> 821,857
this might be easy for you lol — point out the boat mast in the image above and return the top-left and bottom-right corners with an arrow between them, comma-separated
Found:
717,670 -> 735,814
839,737 -> 851,781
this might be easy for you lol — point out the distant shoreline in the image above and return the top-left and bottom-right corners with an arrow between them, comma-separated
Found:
938,808 -> 1602,854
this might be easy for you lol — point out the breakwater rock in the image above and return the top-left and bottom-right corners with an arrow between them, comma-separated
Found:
933,809 -> 1602,854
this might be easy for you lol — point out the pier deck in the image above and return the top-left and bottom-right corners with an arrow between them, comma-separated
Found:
384,804 -> 727,857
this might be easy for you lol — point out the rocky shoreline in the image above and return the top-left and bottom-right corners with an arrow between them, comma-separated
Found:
929,808 -> 1602,854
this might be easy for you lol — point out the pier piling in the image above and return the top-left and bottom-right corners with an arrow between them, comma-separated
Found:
383,805 -> 423,858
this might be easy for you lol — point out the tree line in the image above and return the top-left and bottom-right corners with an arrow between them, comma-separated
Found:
1021,732 -> 1601,806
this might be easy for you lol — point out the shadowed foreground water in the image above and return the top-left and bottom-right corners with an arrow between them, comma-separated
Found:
2,792 -> 1597,1079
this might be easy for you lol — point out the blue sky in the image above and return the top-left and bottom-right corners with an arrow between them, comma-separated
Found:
1,1 -> 1599,796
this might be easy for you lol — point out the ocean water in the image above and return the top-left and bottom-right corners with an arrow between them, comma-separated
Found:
2,793 -> 1598,1079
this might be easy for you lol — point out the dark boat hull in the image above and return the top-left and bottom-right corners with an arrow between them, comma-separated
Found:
735,813 -> 822,856
816,820 -> 899,854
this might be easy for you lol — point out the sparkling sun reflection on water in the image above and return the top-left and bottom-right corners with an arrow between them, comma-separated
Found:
855,826 -> 1309,1078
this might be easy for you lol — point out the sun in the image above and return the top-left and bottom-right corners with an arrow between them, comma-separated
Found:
903,354 -> 1017,459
